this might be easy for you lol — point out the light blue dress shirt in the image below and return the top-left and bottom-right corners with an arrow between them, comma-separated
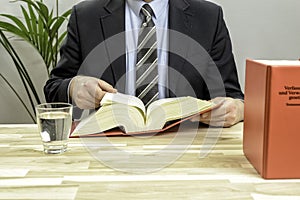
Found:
125,0 -> 169,99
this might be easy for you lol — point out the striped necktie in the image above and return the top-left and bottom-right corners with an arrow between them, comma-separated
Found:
135,4 -> 158,107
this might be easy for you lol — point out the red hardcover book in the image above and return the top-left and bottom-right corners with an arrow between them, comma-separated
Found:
243,59 -> 300,179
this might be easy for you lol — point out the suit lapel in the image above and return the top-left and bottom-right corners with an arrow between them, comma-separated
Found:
168,0 -> 193,97
99,0 -> 126,92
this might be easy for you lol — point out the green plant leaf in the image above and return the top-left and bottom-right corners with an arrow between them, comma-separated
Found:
49,16 -> 65,40
18,0 -> 49,26
20,5 -> 36,46
27,3 -> 39,47
0,14 -> 29,36
35,1 -> 50,21
48,10 -> 54,27
57,31 -> 67,45
0,21 -> 28,39
38,14 -> 44,54
48,8 -> 71,31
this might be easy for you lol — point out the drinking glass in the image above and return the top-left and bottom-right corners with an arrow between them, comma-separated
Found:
35,103 -> 73,154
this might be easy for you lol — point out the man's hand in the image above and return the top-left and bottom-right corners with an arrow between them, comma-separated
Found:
190,97 -> 244,127
69,76 -> 117,109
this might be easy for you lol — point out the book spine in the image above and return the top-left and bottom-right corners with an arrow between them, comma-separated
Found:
243,59 -> 269,177
262,65 -> 271,178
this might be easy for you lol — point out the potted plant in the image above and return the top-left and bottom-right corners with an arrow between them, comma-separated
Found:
0,0 -> 71,122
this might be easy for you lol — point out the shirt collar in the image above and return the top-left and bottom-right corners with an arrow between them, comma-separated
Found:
126,0 -> 169,19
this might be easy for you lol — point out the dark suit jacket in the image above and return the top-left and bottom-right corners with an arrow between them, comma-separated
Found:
44,0 -> 244,103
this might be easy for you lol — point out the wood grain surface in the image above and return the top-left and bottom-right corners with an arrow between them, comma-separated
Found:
1,122 -> 300,200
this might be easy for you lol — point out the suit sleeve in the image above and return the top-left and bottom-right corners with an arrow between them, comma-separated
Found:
44,6 -> 82,103
210,7 -> 244,100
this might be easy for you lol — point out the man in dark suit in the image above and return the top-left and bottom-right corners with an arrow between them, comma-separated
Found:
44,0 -> 244,127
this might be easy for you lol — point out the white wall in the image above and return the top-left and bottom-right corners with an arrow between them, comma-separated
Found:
210,0 -> 300,92
1,0 -> 300,123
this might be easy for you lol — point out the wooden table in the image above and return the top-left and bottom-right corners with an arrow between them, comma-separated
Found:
1,122 -> 300,200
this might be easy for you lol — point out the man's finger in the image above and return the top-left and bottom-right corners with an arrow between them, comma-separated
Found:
98,80 -> 117,93
94,86 -> 106,103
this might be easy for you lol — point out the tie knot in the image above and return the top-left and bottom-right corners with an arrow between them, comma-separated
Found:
141,4 -> 154,19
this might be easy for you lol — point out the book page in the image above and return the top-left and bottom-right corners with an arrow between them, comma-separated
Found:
145,96 -> 214,130
101,93 -> 146,114
72,103 -> 146,135
255,60 -> 300,66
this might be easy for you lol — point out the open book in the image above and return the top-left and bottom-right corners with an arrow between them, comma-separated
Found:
71,93 -> 215,137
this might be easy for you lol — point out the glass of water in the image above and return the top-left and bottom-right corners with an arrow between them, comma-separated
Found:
35,103 -> 73,154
